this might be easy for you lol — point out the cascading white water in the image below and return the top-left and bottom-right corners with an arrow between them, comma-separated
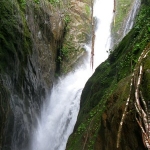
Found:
94,0 -> 114,67
123,0 -> 141,36
30,0 -> 114,150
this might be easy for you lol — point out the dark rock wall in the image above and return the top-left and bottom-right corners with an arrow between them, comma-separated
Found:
0,0 -> 65,149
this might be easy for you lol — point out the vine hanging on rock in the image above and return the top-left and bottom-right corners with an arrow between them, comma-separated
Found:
117,44 -> 150,149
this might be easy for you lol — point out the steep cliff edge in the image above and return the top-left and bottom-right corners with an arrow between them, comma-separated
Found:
67,1 -> 150,150
0,0 -> 92,149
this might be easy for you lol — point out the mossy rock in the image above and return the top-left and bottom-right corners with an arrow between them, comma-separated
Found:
56,0 -> 93,74
0,0 -> 32,73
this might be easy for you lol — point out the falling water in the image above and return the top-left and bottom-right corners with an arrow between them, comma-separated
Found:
123,0 -> 141,36
30,0 -> 114,150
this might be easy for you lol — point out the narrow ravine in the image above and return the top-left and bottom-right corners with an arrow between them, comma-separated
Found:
30,0 -> 114,150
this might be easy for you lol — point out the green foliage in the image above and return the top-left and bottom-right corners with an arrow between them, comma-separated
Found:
34,0 -> 40,4
85,5 -> 90,16
61,46 -> 69,57
57,46 -> 69,62
0,0 -> 32,73
148,26 -> 150,32
56,39 -> 82,74
77,123 -> 86,133
64,14 -> 71,24
48,0 -> 60,6
18,0 -> 26,7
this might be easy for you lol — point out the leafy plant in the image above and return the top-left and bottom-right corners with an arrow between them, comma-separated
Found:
34,0 -> 40,4
85,5 -> 90,16
148,26 -> 150,32
48,0 -> 60,6
64,14 -> 71,24
61,47 -> 69,57
18,0 -> 26,8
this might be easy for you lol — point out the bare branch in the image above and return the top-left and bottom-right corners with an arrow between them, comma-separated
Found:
116,76 -> 133,148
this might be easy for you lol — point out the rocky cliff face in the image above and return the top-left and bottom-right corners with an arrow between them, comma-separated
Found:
67,1 -> 150,150
56,0 -> 92,74
0,0 -> 92,149
0,1 -> 64,149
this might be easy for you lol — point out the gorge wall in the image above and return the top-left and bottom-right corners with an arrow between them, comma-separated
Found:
67,0 -> 150,150
0,0 -> 92,149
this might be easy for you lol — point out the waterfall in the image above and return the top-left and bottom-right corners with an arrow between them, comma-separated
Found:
123,0 -> 141,36
30,0 -> 114,150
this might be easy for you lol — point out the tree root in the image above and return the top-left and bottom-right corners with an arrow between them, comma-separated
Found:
116,45 -> 150,149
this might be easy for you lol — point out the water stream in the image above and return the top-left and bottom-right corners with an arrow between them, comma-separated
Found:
30,0 -> 114,150
123,0 -> 141,36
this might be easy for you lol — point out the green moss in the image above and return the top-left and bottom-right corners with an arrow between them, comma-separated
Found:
34,0 -> 40,4
48,0 -> 60,6
17,0 -> 26,8
0,0 -> 32,73
85,4 -> 90,16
